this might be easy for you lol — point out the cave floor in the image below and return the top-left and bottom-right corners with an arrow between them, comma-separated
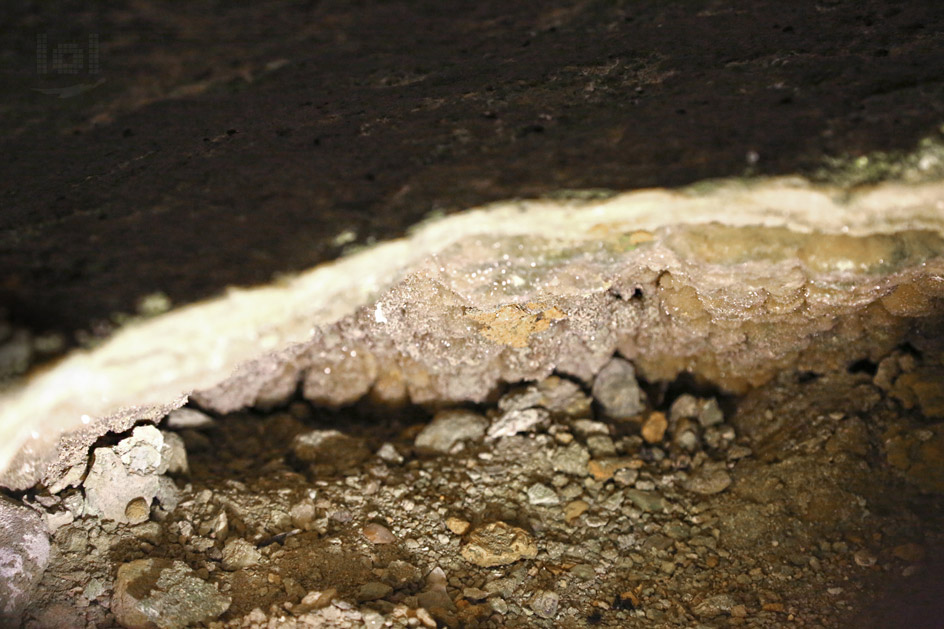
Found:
23,355 -> 944,628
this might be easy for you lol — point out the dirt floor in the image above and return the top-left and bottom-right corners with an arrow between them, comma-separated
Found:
18,346 -> 944,628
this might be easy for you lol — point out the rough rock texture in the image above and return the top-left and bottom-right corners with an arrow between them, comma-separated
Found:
0,496 -> 50,627
460,522 -> 539,568
4,0 -> 944,346
112,558 -> 230,629
592,357 -> 648,420
83,426 -> 185,524
414,409 -> 489,454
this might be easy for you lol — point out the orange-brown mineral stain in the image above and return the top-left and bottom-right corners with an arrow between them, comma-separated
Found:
468,303 -> 566,348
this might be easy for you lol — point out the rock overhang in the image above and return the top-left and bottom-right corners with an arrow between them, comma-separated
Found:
1,175 -> 943,492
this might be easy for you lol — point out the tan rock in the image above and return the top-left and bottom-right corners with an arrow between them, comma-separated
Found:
587,457 -> 643,482
460,522 -> 537,567
445,517 -> 471,535
641,411 -> 668,444
564,500 -> 589,523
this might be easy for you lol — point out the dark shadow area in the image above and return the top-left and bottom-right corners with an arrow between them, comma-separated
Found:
1,0 -> 943,347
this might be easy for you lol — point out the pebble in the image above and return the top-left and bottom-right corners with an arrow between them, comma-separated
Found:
853,549 -> 877,567
586,434 -> 617,456
613,467 -> 640,486
564,500 -> 590,522
530,590 -> 560,619
591,357 -> 647,419
292,429 -> 370,469
460,522 -> 538,567
487,407 -> 551,440
587,457 -> 642,482
692,593 -> 737,618
221,538 -> 262,570
357,581 -> 393,602
641,411 -> 668,444
551,443 -> 591,475
624,489 -> 667,513
415,409 -> 489,453
376,443 -> 404,464
571,419 -> 611,436
112,558 -> 230,628
683,467 -> 732,495
362,523 -> 397,544
164,408 -> 216,430
527,483 -> 560,506
0,497 -> 50,627
892,542 -> 925,562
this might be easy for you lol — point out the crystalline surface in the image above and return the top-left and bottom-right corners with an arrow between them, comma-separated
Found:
1,177 -> 943,490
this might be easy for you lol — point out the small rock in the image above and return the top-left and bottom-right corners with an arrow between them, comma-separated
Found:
564,500 -> 589,522
669,394 -> 700,422
0,497 -> 51,627
692,593 -> 737,618
698,398 -> 725,427
357,581 -> 393,602
853,549 -> 877,567
570,419 -> 610,436
527,483 -> 560,506
624,489 -> 666,513
613,467 -> 640,486
363,523 -> 397,544
641,411 -> 668,444
587,457 -> 642,482
221,538 -> 262,571
445,517 -> 471,535
487,407 -> 550,440
498,376 -> 591,417
551,443 -> 590,476
84,426 -> 181,524
112,558 -> 230,629
161,431 -> 189,475
381,560 -> 422,588
586,434 -> 617,457
892,543 -> 925,563
297,588 -> 337,612
376,443 -> 404,464
530,590 -> 560,619
292,430 -> 370,470
415,409 -> 489,453
290,499 -> 317,530
164,408 -> 216,430
683,467 -> 732,495
460,522 -> 538,567
463,587 -> 489,601
592,357 -> 647,419
672,418 -> 701,453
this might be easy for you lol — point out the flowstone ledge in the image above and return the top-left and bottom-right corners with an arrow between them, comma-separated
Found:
1,176 -> 943,492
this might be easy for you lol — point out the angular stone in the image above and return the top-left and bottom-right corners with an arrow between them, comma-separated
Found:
460,522 -> 538,567
0,497 -> 50,627
415,409 -> 488,453
527,483 -> 560,506
592,358 -> 647,419
112,558 -> 230,629
550,443 -> 591,476
291,429 -> 370,470
487,407 -> 550,440
221,538 -> 262,571
84,427 -> 181,524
